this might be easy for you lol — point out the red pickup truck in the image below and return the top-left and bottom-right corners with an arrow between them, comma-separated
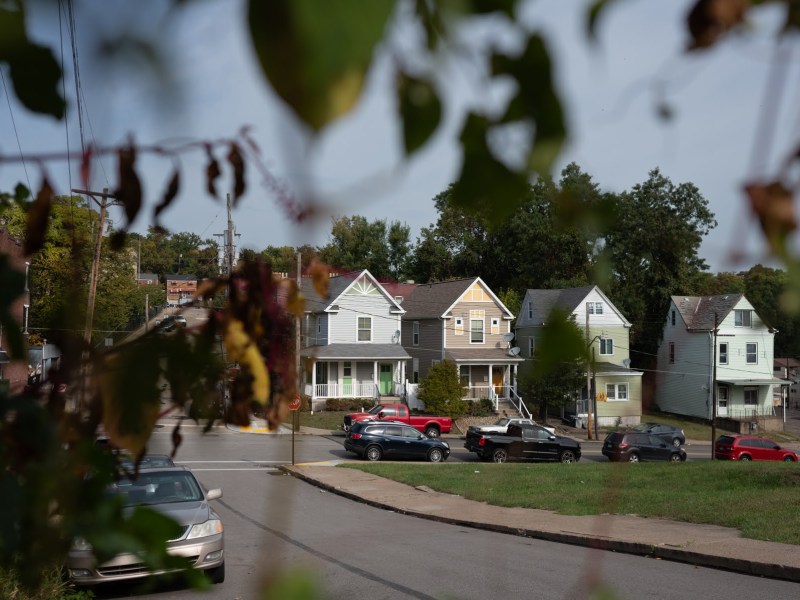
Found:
342,403 -> 452,438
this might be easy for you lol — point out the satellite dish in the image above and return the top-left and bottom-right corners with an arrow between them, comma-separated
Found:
623,359 -> 631,368
392,330 -> 401,344
508,347 -> 521,356
502,332 -> 515,343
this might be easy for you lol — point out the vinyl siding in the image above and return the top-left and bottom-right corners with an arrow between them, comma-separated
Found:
402,318 -> 442,380
574,289 -> 628,327
328,294 -> 401,344
445,301 -> 510,350
586,325 -> 630,366
596,375 -> 642,420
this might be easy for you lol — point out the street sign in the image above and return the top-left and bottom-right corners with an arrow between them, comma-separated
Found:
596,391 -> 607,402
289,395 -> 301,411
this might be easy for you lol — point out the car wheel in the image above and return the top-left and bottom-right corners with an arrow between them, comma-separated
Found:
428,448 -> 444,463
670,453 -> 682,462
492,448 -> 508,463
739,454 -> 752,461
783,456 -> 795,462
559,450 -> 577,464
672,438 -> 682,448
366,445 -> 383,462
627,452 -> 640,463
425,426 -> 440,438
207,562 -> 225,584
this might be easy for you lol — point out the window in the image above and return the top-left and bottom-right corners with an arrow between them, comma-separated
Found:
669,342 -> 675,364
599,337 -> 613,355
719,342 -> 728,365
491,317 -> 500,335
412,322 -> 419,346
357,316 -> 372,342
343,362 -> 351,377
527,301 -> 532,319
454,317 -> 463,336
718,385 -> 728,400
587,302 -> 603,315
746,342 -> 757,364
735,309 -> 752,327
412,358 -> 419,384
470,310 -> 484,344
459,365 -> 470,386
606,383 -> 628,401
528,337 -> 534,358
671,310 -> 675,326
316,315 -> 321,334
744,387 -> 758,406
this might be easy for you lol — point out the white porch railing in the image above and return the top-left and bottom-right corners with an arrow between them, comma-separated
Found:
509,388 -> 532,420
313,383 -> 378,399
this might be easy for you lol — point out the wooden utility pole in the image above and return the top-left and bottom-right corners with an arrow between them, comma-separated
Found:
296,251 -> 305,418
711,313 -> 719,459
72,188 -> 116,346
585,308 -> 592,440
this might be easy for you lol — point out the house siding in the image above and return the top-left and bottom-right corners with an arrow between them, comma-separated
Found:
402,318 -> 443,380
445,300 -> 509,350
586,325 -> 630,366
329,294 -> 400,344
596,375 -> 642,422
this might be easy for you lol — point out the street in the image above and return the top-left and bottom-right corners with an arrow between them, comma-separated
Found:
83,421 -> 800,599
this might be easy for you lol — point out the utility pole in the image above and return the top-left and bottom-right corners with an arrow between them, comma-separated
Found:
214,193 -> 240,277
72,188 -> 117,346
711,313 -> 719,459
145,294 -> 150,333
585,308 -> 593,440
296,251 -> 305,417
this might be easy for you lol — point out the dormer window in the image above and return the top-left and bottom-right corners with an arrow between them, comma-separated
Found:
587,302 -> 603,315
734,309 -> 752,327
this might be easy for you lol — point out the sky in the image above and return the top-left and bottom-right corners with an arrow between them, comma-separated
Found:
2,0 -> 799,274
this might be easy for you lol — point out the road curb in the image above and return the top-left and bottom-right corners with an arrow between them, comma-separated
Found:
280,465 -> 800,584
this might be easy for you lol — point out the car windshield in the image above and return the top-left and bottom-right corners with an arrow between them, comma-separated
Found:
111,471 -> 204,506
367,405 -> 384,415
632,423 -> 650,431
493,418 -> 510,427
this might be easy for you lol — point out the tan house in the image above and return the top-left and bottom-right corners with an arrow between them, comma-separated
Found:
401,278 -> 524,412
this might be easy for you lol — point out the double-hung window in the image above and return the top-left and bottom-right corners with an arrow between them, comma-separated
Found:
606,383 -> 628,401
470,310 -> 484,344
744,387 -> 758,405
669,342 -> 675,364
599,337 -> 613,355
357,316 -> 372,342
735,309 -> 752,327
588,302 -> 603,315
412,322 -> 419,346
746,342 -> 757,364
719,342 -> 728,365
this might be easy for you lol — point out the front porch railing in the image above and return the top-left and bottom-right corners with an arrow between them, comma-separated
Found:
724,405 -> 781,419
313,383 -> 378,399
509,388 -> 532,420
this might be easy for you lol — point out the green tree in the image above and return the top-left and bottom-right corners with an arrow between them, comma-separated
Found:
416,361 -> 467,419
516,309 -> 587,424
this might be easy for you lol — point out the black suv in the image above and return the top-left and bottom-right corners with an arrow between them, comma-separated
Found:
631,422 -> 686,447
344,421 -> 450,462
602,431 -> 687,463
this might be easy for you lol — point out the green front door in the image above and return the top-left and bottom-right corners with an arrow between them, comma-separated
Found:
379,364 -> 392,395
343,361 -> 352,396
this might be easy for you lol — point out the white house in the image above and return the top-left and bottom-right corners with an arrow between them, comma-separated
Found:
655,294 -> 785,424
299,270 -> 410,408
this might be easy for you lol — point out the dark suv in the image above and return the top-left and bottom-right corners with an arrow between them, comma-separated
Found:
344,420 -> 450,462
714,435 -> 798,462
602,431 -> 686,463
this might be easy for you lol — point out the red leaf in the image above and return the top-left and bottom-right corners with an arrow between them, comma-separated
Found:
24,178 -> 54,254
80,147 -> 92,189
154,169 -> 180,222
205,145 -> 221,198
115,145 -> 142,226
227,143 -> 246,204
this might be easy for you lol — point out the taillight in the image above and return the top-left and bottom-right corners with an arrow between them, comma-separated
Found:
350,433 -> 362,440
479,437 -> 486,447
619,442 -> 628,449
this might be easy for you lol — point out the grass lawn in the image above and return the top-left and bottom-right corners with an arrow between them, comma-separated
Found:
342,461 -> 800,545
283,411 -> 349,431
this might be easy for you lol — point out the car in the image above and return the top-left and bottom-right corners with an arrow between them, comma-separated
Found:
344,420 -> 450,462
602,431 -> 687,463
464,423 -> 581,463
468,417 -> 556,436
67,467 -> 225,586
119,453 -> 176,470
174,315 -> 187,326
630,422 -> 686,447
714,434 -> 798,462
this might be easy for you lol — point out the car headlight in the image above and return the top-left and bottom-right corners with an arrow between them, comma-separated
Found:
186,519 -> 223,539
442,442 -> 449,448
71,537 -> 92,551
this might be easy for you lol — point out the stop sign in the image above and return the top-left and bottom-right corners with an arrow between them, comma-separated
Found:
289,395 -> 301,411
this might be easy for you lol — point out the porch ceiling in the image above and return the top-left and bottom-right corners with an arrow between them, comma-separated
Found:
300,343 -> 410,360
717,378 -> 788,386
445,347 -> 524,363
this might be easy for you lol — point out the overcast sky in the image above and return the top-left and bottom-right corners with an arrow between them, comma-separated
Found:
2,0 -> 798,274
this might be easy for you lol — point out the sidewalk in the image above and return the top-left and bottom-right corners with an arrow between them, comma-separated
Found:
282,463 -> 800,583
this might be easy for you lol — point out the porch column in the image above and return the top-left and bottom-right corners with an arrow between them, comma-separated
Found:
373,361 -> 378,393
311,360 -> 317,399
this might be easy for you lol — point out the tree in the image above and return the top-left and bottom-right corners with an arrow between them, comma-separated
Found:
516,309 -> 587,423
416,361 -> 467,419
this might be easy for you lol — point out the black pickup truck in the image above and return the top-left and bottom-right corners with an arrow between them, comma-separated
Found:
464,423 -> 581,463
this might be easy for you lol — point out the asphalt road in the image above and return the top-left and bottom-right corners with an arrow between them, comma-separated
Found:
85,423 -> 800,599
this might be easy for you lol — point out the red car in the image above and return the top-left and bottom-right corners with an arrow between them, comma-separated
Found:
714,435 -> 798,462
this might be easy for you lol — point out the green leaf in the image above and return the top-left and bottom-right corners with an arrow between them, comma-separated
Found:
397,72 -> 442,155
586,0 -> 616,42
451,113 -> 530,224
247,0 -> 395,131
493,34 -> 566,175
0,5 -> 65,119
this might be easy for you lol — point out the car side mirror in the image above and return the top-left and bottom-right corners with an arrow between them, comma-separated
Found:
548,435 -> 556,440
418,434 -> 425,440
378,412 -> 385,419
206,488 -> 223,501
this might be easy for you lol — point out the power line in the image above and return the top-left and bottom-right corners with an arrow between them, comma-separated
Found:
0,68 -> 32,196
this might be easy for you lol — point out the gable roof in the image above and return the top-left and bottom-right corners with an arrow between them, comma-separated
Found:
521,286 -> 630,326
301,269 -> 404,314
401,277 -> 514,320
671,294 -> 744,330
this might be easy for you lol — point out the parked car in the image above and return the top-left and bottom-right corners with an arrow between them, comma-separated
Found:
67,467 -> 225,586
602,431 -> 686,463
344,420 -> 450,462
468,417 -> 556,436
714,435 -> 798,462
174,315 -> 187,326
630,422 -> 686,447
342,403 -> 452,438
464,423 -> 581,463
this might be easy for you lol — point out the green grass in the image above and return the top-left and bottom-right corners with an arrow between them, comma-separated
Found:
283,411 -> 348,431
341,461 -> 800,545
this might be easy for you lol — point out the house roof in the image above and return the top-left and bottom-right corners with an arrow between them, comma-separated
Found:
402,278 -> 513,320
592,361 -> 643,377
672,294 -> 744,330
299,343 -> 410,360
137,272 -> 158,281
521,286 -> 630,327
301,270 -> 404,314
165,274 -> 196,281
444,347 -> 525,364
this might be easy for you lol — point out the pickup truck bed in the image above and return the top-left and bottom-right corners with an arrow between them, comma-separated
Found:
464,424 -> 581,463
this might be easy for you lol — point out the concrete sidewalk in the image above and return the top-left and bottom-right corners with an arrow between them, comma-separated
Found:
282,464 -> 800,583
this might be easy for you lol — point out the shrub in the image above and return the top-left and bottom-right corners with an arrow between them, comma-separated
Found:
464,398 -> 495,417
417,361 -> 468,419
324,398 -> 374,412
